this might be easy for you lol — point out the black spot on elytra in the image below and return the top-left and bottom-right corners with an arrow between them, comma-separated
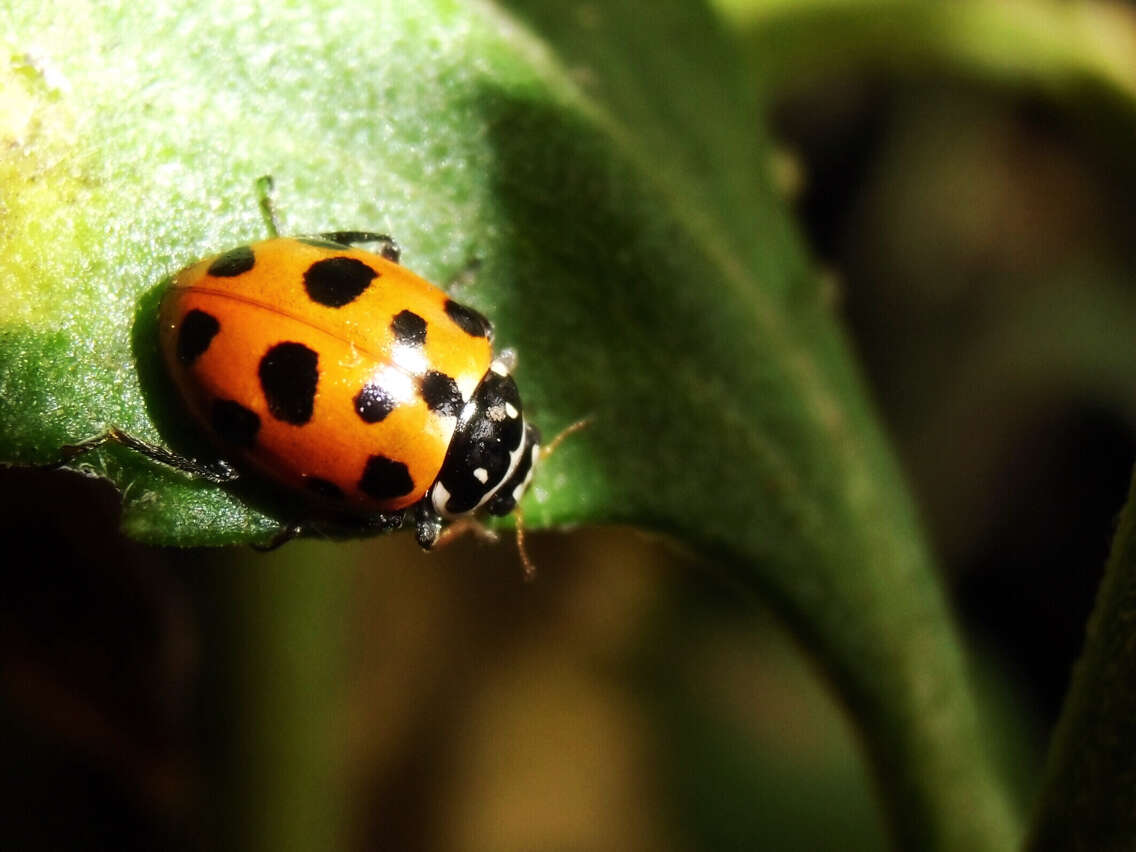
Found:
176,309 -> 220,365
259,342 -> 319,425
207,246 -> 255,277
212,399 -> 260,448
304,476 -> 344,500
359,455 -> 414,501
419,371 -> 463,417
354,383 -> 396,424
444,299 -> 492,339
390,310 -> 427,346
303,256 -> 378,307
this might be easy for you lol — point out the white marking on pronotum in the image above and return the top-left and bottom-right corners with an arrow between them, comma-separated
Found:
490,359 -> 509,377
513,443 -> 540,502
505,402 -> 519,419
431,480 -> 453,516
473,467 -> 489,484
468,420 -> 528,514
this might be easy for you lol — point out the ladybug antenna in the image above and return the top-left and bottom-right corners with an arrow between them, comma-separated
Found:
541,415 -> 594,460
513,415 -> 593,582
514,505 -> 536,582
256,175 -> 281,238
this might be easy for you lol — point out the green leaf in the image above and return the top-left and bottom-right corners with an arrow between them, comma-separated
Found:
728,0 -> 1136,844
3,1 -> 1018,849
725,0 -> 1136,123
1026,465 -> 1136,848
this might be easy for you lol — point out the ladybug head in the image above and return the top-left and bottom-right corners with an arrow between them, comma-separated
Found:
429,359 -> 541,520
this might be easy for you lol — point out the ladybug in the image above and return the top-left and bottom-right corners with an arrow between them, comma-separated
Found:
49,178 -> 548,558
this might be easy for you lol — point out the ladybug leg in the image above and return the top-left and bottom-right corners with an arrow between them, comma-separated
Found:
255,510 -> 407,552
433,517 -> 500,549
430,514 -> 536,581
512,505 -> 537,582
413,499 -> 501,551
413,501 -> 444,550
495,348 -> 517,373
252,522 -> 306,552
319,231 -> 401,263
254,176 -> 401,261
256,175 -> 281,238
43,427 -> 239,483
360,511 -> 406,535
